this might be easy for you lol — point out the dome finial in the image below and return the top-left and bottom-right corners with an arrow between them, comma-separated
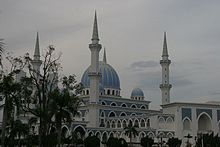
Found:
162,31 -> 168,57
34,32 -> 40,60
91,11 -> 99,44
103,47 -> 107,63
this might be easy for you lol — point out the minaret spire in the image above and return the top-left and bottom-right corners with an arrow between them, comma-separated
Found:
103,47 -> 107,63
91,11 -> 99,44
160,32 -> 172,105
88,11 -> 102,128
34,32 -> 40,61
31,32 -> 42,78
162,32 -> 168,57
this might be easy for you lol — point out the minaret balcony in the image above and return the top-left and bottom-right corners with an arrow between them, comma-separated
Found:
89,43 -> 102,50
160,59 -> 171,64
160,84 -> 172,89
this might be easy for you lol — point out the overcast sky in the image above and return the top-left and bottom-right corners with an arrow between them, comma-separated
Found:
1,0 -> 220,109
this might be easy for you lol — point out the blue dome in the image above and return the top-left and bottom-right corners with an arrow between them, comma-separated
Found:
131,88 -> 144,97
81,61 -> 120,90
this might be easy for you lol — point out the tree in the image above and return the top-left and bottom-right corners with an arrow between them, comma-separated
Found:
167,137 -> 182,147
19,45 -> 82,146
0,52 -> 29,147
124,120 -> 138,144
118,138 -> 128,147
7,119 -> 29,147
48,75 -> 82,146
0,38 -> 4,66
196,133 -> 220,147
106,137 -> 128,147
140,136 -> 154,147
84,136 -> 100,147
106,137 -> 120,147
0,74 -> 22,147
20,45 -> 61,146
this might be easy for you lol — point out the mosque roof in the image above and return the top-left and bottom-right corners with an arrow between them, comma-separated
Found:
131,88 -> 144,97
81,61 -> 120,90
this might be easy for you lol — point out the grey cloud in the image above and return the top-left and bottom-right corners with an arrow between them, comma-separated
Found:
134,71 -> 194,92
209,92 -> 220,96
128,60 -> 159,71
171,76 -> 194,87
1,0 -> 220,109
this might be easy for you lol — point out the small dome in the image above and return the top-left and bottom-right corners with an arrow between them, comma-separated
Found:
81,61 -> 120,90
131,88 -> 144,98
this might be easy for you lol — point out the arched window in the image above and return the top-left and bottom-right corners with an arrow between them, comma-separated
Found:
117,120 -> 121,128
100,111 -> 105,117
109,111 -> 116,117
110,102 -> 117,107
198,113 -> 212,132
112,121 -> 116,128
166,117 -> 173,123
88,132 -> 93,136
95,132 -> 101,139
107,89 -> 110,95
109,132 -> 114,138
130,113 -> 136,116
112,90 -> 115,95
183,118 -> 191,130
86,90 -> 89,95
122,120 -> 127,128
101,101 -> 106,105
120,112 -> 127,117
106,121 -> 110,128
147,119 -> 150,127
134,120 -> 139,127
102,132 -> 107,142
140,105 -> 146,109
131,104 -> 137,108
61,127 -> 68,138
141,119 -> 145,127
100,119 -> 105,127
121,103 -> 127,107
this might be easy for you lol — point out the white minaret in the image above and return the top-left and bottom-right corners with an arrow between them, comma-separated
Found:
88,11 -> 102,103
87,12 -> 102,127
31,32 -> 42,78
160,32 -> 172,105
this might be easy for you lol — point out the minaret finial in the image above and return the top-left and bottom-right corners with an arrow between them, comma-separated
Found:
91,11 -> 99,44
162,32 -> 168,57
34,32 -> 40,60
103,47 -> 107,63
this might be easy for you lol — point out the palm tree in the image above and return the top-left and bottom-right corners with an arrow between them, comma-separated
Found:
124,120 -> 138,146
48,75 -> 82,146
48,88 -> 81,146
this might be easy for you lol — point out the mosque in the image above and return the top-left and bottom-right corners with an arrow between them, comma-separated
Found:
1,12 -> 220,146
69,13 -> 220,146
